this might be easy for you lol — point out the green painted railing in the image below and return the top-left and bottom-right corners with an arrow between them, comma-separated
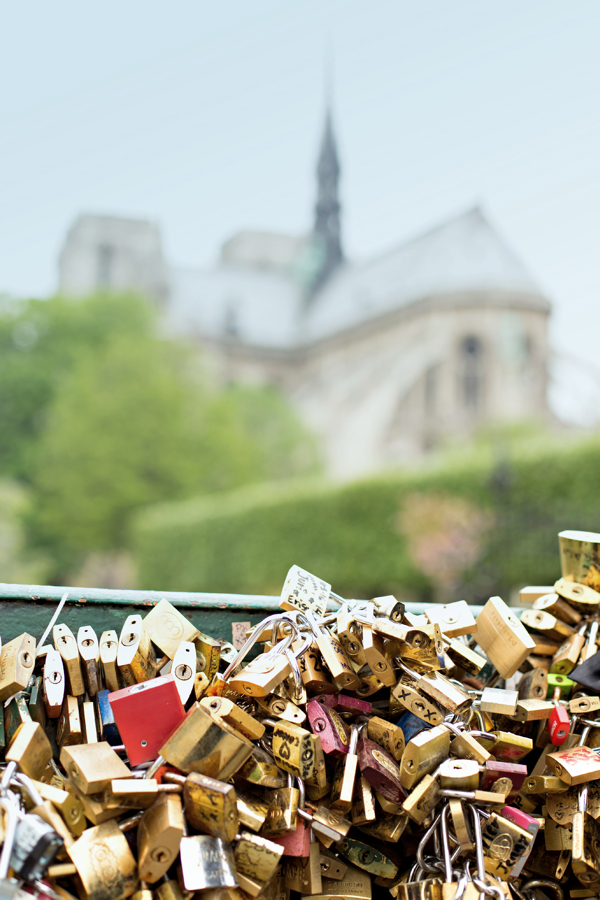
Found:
0,583 -> 485,644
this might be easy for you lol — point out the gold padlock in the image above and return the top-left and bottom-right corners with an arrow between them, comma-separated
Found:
0,632 -> 36,702
53,624 -> 85,697
67,819 -> 138,900
99,630 -> 120,692
117,614 -> 158,685
476,596 -> 535,677
138,793 -> 185,883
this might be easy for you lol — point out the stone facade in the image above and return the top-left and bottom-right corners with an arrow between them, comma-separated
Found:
57,114 -> 551,480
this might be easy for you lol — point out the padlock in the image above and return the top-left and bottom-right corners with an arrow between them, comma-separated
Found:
8,812 -> 63,882
5,693 -> 32,745
370,594 -> 405,622
99,630 -> 120,692
330,723 -> 359,813
391,679 -> 443,725
142,599 -> 200,659
399,724 -> 450,791
367,716 -> 405,761
548,694 -> 570,745
554,575 -> 600,611
306,697 -> 349,756
117,614 -> 158,685
235,747 -> 287,789
521,609 -> 575,643
572,785 -> 600,889
533,590 -> 582,624
270,782 -> 310,855
82,700 -> 98,743
360,623 -> 396,686
558,530 -> 600,593
108,674 -> 186,766
159,702 -> 253,780
357,732 -> 406,802
306,611 -> 361,691
480,761 -> 528,801
335,609 -> 368,669
233,831 -> 283,884
293,640 -> 336,694
193,631 -> 222,681
0,633 -> 36,702
102,778 -> 159,810
56,695 -> 82,748
42,648 -> 64,719
297,805 -> 352,844
438,758 -> 479,791
256,693 -> 306,726
402,773 -> 441,825
319,850 -> 348,881
261,774 -> 300,837
235,790 -> 269,832
337,834 -> 400,879
400,665 -> 471,715
77,626 -> 101,697
546,745 -> 600,784
283,838 -> 322,894
500,806 -> 539,876
425,600 -> 477,637
476,730 -> 533,762
443,638 -> 486,675
53,625 -> 84,697
476,596 -> 536,677
267,718 -> 326,787
137,793 -> 184,883
352,775 -> 377,826
60,741 -> 130,794
30,779 -> 85,836
67,819 -> 138,900
517,667 -> 548,700
309,862 -> 372,900
479,810 -> 534,880
6,721 -> 53,780
95,689 -> 121,745
280,564 -> 332,616
480,687 -> 518,716
27,675 -> 46,731
178,836 -> 238,892
321,692 -> 373,717
449,730 -> 492,765
170,640 -> 196,704
200,696 -> 265,741
513,698 -> 554,722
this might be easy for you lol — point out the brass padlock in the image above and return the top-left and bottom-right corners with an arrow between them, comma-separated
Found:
330,723 -> 359,813
476,596 -> 536,677
200,695 -> 265,741
56,694 -> 83,747
67,819 -> 138,900
43,647 -> 65,718
142,598 -> 200,658
233,831 -> 284,884
137,793 -> 184,882
77,626 -> 101,696
53,624 -> 85,697
6,720 -> 53,779
160,702 -> 253,779
117,614 -> 158,684
60,741 -> 130,794
99,630 -> 120,692
0,633 -> 36,702
399,725 -> 450,790
262,775 -> 300,837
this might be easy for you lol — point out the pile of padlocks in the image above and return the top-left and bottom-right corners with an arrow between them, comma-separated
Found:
5,530 -> 600,900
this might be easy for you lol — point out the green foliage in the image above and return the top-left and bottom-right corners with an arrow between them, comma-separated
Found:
0,292 -> 319,581
132,435 -> 600,601
0,293 -> 153,478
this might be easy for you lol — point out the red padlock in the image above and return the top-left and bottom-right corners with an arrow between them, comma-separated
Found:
306,697 -> 349,756
548,700 -> 570,745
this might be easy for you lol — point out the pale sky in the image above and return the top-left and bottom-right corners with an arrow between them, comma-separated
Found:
2,0 -> 600,423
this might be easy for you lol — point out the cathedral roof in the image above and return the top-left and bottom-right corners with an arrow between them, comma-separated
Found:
166,207 -> 549,350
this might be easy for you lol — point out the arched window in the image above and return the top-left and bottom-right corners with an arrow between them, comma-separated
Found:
461,335 -> 483,414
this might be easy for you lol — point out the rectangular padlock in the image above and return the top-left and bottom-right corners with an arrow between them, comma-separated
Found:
108,674 -> 186,765
160,702 -> 253,780
0,633 -> 36,702
142,598 -> 200,659
179,835 -> 238,891
476,596 -> 536,677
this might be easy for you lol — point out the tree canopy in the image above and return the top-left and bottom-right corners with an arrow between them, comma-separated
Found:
0,293 -> 319,581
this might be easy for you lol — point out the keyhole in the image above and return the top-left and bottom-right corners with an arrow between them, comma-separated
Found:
121,633 -> 137,646
175,664 -> 192,680
49,671 -> 62,684
82,639 -> 93,648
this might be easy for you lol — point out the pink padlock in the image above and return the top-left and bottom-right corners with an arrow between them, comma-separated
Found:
269,819 -> 311,857
307,697 -> 349,756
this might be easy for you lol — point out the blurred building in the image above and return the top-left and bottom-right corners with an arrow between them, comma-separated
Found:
58,112 -> 551,480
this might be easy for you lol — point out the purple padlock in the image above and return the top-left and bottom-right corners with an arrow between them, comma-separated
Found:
307,697 -> 350,756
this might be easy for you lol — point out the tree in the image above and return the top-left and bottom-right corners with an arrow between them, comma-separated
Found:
18,297 -> 319,580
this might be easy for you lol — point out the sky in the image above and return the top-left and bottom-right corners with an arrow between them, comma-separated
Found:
2,0 -> 600,423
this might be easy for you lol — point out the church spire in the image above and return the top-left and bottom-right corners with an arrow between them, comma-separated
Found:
310,105 -> 343,294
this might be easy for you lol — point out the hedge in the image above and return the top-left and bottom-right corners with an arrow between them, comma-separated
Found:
131,435 -> 600,603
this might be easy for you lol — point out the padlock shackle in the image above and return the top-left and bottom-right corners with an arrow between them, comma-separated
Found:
222,613 -> 301,680
0,798 -> 18,880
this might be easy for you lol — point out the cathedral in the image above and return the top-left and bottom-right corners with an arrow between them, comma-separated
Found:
58,109 -> 551,480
